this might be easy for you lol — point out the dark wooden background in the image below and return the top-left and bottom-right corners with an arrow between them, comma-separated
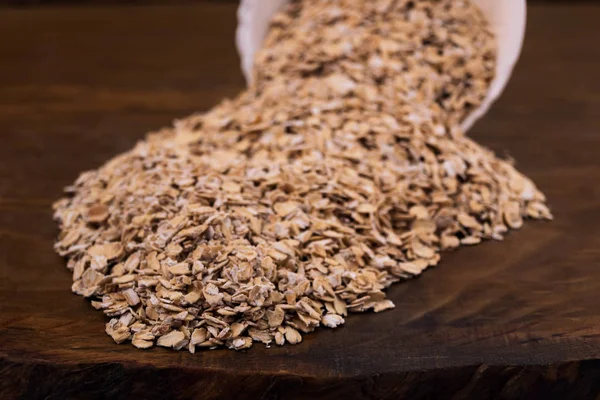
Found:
0,0 -> 594,6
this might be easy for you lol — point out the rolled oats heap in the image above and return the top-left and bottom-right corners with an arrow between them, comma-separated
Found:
53,0 -> 551,352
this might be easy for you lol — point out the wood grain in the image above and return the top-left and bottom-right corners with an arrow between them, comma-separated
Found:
1,3 -> 600,399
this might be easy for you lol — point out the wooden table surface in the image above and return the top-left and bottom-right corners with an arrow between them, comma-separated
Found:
1,3 -> 600,399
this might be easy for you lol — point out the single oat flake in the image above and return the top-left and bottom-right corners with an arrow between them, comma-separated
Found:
53,0 -> 551,352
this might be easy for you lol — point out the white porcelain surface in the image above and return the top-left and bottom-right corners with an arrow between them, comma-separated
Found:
236,0 -> 526,132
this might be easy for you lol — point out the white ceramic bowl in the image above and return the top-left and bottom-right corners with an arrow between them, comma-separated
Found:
236,0 -> 526,132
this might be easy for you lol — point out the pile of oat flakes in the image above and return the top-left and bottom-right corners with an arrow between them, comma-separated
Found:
54,0 -> 551,351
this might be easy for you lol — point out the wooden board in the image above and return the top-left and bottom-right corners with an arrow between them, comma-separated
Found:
1,4 -> 600,399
